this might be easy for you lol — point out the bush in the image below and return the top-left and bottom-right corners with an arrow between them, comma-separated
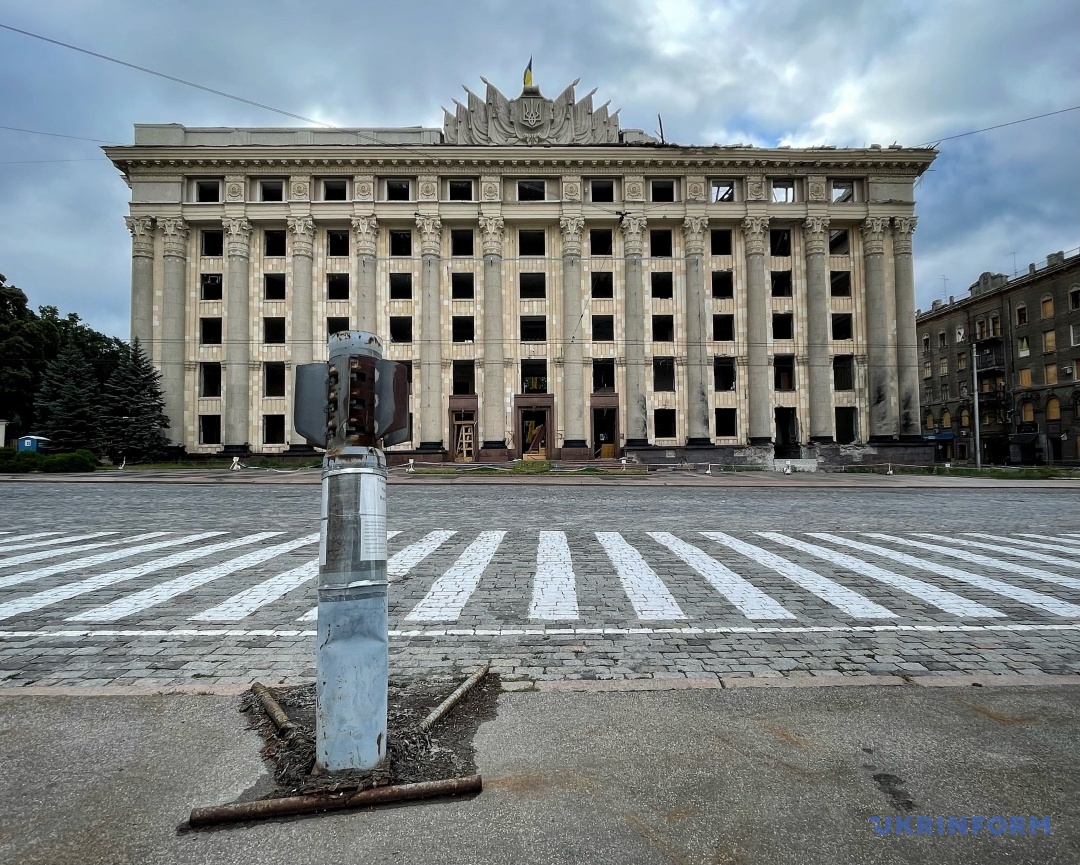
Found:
3,450 -> 44,473
40,452 -> 97,473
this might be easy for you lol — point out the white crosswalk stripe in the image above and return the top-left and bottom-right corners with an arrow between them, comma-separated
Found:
915,533 -> 1080,570
406,531 -> 506,621
596,532 -> 686,620
701,532 -> 897,618
529,531 -> 578,620
0,533 -> 171,576
650,532 -> 795,620
0,533 -> 281,622
758,533 -> 1002,617
67,534 -> 320,622
863,533 -> 1080,592
815,533 -> 1080,617
997,534 -> 1080,554
0,531 -> 96,552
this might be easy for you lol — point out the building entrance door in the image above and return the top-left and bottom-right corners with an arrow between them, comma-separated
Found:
521,409 -> 548,460
452,411 -> 476,463
774,407 -> 800,459
592,408 -> 618,458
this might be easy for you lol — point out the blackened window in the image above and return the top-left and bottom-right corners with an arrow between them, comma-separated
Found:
199,362 -> 221,398
201,230 -> 223,257
386,179 -> 410,201
451,273 -> 474,299
713,314 -> 734,342
200,273 -> 222,301
323,179 -> 347,201
521,360 -> 547,393
653,357 -> 675,391
327,230 -> 349,256
715,408 -> 737,437
448,180 -> 473,201
710,229 -> 732,255
519,273 -> 546,299
263,414 -> 286,444
833,356 -> 854,391
771,270 -> 793,297
650,229 -> 673,257
774,355 -> 796,391
450,229 -> 474,257
769,229 -> 791,256
832,313 -> 853,340
773,313 -> 794,340
199,415 -> 221,445
591,180 -> 614,202
452,360 -> 475,395
452,316 -> 475,342
593,359 -> 615,392
263,317 -> 286,344
195,180 -> 220,202
389,231 -> 412,256
327,273 -> 349,300
829,229 -> 850,255
519,229 -> 546,255
327,316 -> 349,336
200,317 -> 222,345
714,357 -> 736,390
712,270 -> 734,298
652,315 -> 674,342
591,272 -> 614,298
264,273 -> 286,300
651,180 -> 675,202
835,407 -> 857,443
590,229 -> 613,255
651,272 -> 674,299
654,409 -> 676,437
264,361 -> 286,397
389,316 -> 413,343
830,271 -> 851,296
389,273 -> 412,299
592,315 -> 615,341
518,179 -> 546,201
264,230 -> 286,257
520,316 -> 547,342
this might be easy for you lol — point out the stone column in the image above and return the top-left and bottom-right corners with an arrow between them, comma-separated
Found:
683,216 -> 711,444
621,215 -> 648,446
222,218 -> 253,451
559,216 -> 587,450
743,216 -> 771,443
479,217 -> 506,449
352,216 -> 378,332
288,216 -> 316,366
861,217 -> 898,440
893,217 -> 920,437
804,216 -> 833,441
160,218 -> 189,447
125,216 -> 155,350
417,215 -> 443,450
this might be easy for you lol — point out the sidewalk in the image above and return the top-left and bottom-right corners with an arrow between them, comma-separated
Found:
1,678 -> 1076,865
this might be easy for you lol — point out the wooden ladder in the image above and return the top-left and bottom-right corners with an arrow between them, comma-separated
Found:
455,423 -> 475,462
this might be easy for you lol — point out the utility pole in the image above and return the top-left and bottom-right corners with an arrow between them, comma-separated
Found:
971,349 -> 982,469
294,331 -> 409,771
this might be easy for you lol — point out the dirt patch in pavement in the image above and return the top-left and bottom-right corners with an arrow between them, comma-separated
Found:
240,673 -> 500,799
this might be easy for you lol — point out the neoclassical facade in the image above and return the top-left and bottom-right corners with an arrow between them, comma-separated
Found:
106,77 -> 936,463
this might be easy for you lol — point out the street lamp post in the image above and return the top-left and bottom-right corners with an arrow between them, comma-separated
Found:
971,350 -> 982,470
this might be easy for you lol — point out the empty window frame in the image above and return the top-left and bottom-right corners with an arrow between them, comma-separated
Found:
264,273 -> 286,300
263,414 -> 286,445
1071,287 -> 1080,311
450,229 -> 474,257
1042,295 -> 1054,318
715,407 -> 737,437
201,229 -> 223,257
710,229 -> 733,256
653,357 -> 675,391
326,273 -> 350,300
592,315 -> 615,341
773,313 -> 794,340
1018,336 -> 1030,357
199,414 -> 222,445
452,360 -> 475,395
710,180 -> 735,203
326,230 -> 349,256
769,229 -> 791,257
976,319 -> 987,339
521,360 -> 547,394
451,272 -> 475,299
389,316 -> 413,343
835,407 -> 857,444
922,334 -> 931,352
194,179 -> 220,202
264,229 -> 287,257
652,315 -> 675,342
991,315 -> 1001,337
591,272 -> 614,298
200,273 -> 223,301
520,316 -> 547,342
590,179 -> 615,202
651,272 -> 674,299
650,179 -> 676,202
712,270 -> 734,298
654,408 -> 677,438
199,362 -> 222,398
592,358 -> 616,392
828,229 -> 850,255
519,273 -> 546,299
519,229 -> 546,256
200,317 -> 222,345
649,229 -> 673,257
770,270 -> 793,297
259,179 -> 284,202
385,179 -> 411,201
448,179 -> 474,201
1016,303 -> 1028,325
327,316 -> 349,336
774,355 -> 796,390
517,179 -> 546,201
832,313 -> 853,341
830,180 -> 855,203
389,230 -> 412,257
770,179 -> 796,203
452,316 -> 475,342
832,355 -> 854,390
590,229 -> 613,256
263,361 -> 286,397
1072,323 -> 1080,347
714,357 -> 736,391
263,317 -> 286,344
322,179 -> 348,201
830,271 -> 851,296
938,331 -> 947,348
713,314 -> 734,342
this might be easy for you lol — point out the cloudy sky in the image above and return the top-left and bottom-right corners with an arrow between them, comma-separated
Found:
1,0 -> 1077,338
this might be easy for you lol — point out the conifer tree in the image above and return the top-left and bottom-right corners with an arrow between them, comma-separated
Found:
102,338 -> 171,463
34,343 -> 100,453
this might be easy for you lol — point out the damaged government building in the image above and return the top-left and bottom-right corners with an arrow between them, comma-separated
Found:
105,74 -> 937,465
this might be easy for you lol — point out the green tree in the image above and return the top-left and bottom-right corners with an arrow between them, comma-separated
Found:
34,343 -> 101,453
0,275 -> 60,434
102,338 -> 171,463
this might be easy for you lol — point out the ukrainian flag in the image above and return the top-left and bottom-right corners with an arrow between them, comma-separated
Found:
524,57 -> 533,87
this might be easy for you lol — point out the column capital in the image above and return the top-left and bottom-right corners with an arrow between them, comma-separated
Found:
860,217 -> 888,255
222,218 -> 253,258
125,216 -> 155,258
479,216 -> 505,255
683,216 -> 709,256
803,216 -> 830,255
416,215 -> 442,256
287,215 -> 315,257
892,216 -> 917,255
742,216 -> 770,256
559,215 -> 585,257
351,215 -> 378,256
160,217 -> 189,258
620,214 -> 647,256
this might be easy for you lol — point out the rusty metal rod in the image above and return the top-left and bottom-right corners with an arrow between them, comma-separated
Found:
419,664 -> 490,732
251,682 -> 295,735
188,775 -> 482,827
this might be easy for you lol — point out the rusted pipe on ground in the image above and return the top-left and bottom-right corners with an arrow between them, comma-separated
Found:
419,664 -> 490,732
251,682 -> 295,735
188,775 -> 482,827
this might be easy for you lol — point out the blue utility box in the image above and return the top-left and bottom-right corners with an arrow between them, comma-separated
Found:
17,436 -> 50,453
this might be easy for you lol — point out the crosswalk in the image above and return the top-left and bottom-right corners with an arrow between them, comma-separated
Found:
0,527 -> 1079,631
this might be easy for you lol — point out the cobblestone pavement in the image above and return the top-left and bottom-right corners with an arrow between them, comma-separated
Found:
1,481 -> 1079,687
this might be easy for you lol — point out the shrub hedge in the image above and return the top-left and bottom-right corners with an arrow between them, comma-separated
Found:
0,447 -> 97,473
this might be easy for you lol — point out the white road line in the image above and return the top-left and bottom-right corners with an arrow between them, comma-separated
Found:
0,531 -> 90,551
596,532 -> 686,620
528,531 -> 579,620
0,533 -> 171,573
702,532 -> 896,619
67,534 -> 320,622
816,533 -> 1080,617
863,533 -> 1080,593
915,533 -> 1080,570
1014,533 -> 1080,550
650,532 -> 794,620
0,533 -> 281,622
0,532 -> 230,592
405,531 -> 506,621
758,533 -> 1002,618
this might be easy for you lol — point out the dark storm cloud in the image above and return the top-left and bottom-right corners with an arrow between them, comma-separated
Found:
0,0 -> 1076,336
